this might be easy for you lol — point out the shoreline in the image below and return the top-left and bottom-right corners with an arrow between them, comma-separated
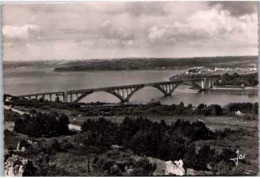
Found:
211,86 -> 258,91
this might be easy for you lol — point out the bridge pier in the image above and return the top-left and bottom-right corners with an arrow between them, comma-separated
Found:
192,77 -> 219,91
64,90 -> 93,103
70,94 -> 73,102
62,92 -> 68,102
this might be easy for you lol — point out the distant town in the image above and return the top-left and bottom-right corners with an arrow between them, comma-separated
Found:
183,64 -> 257,75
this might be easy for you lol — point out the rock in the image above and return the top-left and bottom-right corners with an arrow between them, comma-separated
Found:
111,145 -> 124,151
165,160 -> 185,176
186,168 -> 197,175
27,140 -> 37,145
21,147 -> 26,152
146,157 -> 165,176
109,164 -> 122,176
126,168 -> 134,175
5,155 -> 28,176
27,140 -> 33,145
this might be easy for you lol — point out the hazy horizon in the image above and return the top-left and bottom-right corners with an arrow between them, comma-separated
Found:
3,55 -> 258,63
3,1 -> 258,61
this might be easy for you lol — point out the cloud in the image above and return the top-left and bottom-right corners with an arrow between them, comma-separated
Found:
100,20 -> 134,41
3,24 -> 41,40
125,2 -> 170,17
94,38 -> 135,48
148,25 -> 176,44
147,7 -> 258,47
2,2 -> 258,61
101,2 -> 170,17
97,20 -> 135,48
208,1 -> 258,16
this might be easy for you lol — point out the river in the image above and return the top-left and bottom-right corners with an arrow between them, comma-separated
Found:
3,67 -> 258,106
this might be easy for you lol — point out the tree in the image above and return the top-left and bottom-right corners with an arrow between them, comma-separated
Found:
183,143 -> 197,168
196,145 -> 215,170
14,111 -> 70,137
168,137 -> 186,161
207,104 -> 223,116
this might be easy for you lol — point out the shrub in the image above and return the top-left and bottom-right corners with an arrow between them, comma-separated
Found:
14,111 -> 70,138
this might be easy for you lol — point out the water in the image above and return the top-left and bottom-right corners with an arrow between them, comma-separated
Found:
4,67 -> 258,106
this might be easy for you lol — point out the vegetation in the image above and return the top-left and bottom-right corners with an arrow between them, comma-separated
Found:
53,56 -> 257,71
4,97 -> 258,176
227,102 -> 258,115
92,149 -> 156,176
3,56 -> 257,71
14,111 -> 71,138
4,109 -> 21,122
4,106 -> 257,176
78,117 -> 239,171
219,73 -> 258,86
7,97 -> 258,118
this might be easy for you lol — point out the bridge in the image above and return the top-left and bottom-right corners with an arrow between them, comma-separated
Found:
17,75 -> 220,103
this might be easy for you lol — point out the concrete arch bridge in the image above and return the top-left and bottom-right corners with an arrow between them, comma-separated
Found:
17,75 -> 220,103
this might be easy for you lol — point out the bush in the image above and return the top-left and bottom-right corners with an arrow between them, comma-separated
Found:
80,117 -> 220,171
93,149 -> 156,176
14,111 -> 70,138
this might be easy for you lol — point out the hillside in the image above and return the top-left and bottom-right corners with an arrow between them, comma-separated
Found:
54,56 -> 258,71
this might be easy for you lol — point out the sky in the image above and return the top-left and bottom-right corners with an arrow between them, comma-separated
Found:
2,1 -> 258,61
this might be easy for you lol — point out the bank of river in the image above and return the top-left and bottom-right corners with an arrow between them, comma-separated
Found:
212,86 -> 258,90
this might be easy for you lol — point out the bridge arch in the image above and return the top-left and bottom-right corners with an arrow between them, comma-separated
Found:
71,82 -> 182,103
69,91 -> 122,103
71,87 -> 143,103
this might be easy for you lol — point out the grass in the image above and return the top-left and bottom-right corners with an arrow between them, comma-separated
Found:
69,115 -> 257,132
4,130 -> 28,150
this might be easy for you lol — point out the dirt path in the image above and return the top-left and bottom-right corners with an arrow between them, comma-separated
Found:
4,105 -> 25,115
4,105 -> 81,131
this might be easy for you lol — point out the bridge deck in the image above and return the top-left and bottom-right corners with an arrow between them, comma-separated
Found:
19,91 -> 65,97
17,75 -> 220,97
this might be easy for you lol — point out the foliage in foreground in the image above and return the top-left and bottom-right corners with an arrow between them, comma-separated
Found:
6,109 -> 253,176
80,117 -> 238,171
14,111 -> 71,138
